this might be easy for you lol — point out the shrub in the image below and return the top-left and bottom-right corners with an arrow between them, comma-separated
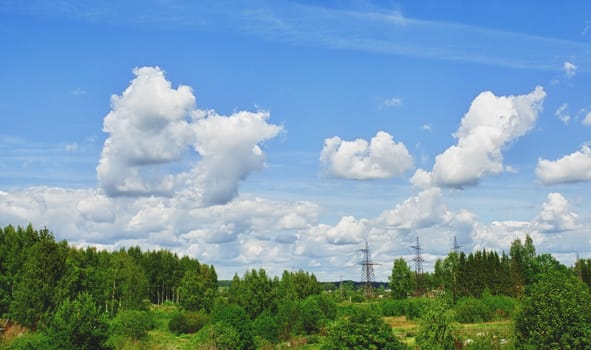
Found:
198,322 -> 241,350
211,304 -> 254,350
300,297 -> 323,334
416,298 -> 458,350
253,311 -> 279,343
404,297 -> 431,320
322,306 -> 405,350
454,297 -> 492,323
380,299 -> 406,316
515,271 -> 591,349
4,332 -> 56,350
168,312 -> 208,335
46,292 -> 109,350
481,294 -> 516,320
106,309 -> 154,348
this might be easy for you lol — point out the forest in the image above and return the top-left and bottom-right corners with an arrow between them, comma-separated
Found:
1,224 -> 591,349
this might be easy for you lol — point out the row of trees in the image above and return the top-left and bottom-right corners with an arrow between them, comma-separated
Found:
389,235 -> 581,301
0,224 -> 217,330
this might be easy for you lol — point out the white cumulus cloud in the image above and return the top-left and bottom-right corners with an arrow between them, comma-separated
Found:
320,131 -> 413,180
536,145 -> 591,185
533,193 -> 578,233
425,86 -> 545,188
97,66 -> 282,205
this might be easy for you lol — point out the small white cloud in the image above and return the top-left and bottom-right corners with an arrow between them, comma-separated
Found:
382,97 -> 403,108
555,103 -> 570,125
65,143 -> 79,152
421,124 -> 431,132
564,61 -> 577,78
583,112 -> 591,126
536,144 -> 591,184
320,131 -> 413,180
70,88 -> 87,96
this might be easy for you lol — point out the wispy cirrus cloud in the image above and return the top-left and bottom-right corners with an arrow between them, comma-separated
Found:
5,1 -> 591,71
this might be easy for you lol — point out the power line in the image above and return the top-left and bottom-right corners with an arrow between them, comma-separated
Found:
453,235 -> 463,254
411,236 -> 426,294
358,241 -> 378,298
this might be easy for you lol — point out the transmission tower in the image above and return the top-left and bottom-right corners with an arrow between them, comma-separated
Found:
576,252 -> 583,280
452,235 -> 463,254
358,241 -> 378,298
411,236 -> 426,294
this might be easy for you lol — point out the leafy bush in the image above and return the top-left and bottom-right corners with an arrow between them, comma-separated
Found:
322,306 -> 405,350
416,298 -> 458,350
454,297 -> 492,323
380,299 -> 406,316
4,332 -> 56,350
47,292 -> 109,350
168,311 -> 208,335
404,297 -> 431,320
481,294 -> 516,320
198,322 -> 241,350
515,271 -> 591,349
211,304 -> 255,350
106,309 -> 154,348
300,296 -> 323,334
252,311 -> 279,343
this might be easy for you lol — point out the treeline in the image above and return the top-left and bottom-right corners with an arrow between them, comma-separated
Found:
3,224 -> 591,349
392,235 -> 591,301
0,224 -> 217,328
0,224 -> 332,349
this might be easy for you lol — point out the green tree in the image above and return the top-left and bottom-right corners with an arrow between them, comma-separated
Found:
515,270 -> 591,349
416,298 -> 458,350
252,310 -> 279,343
47,292 -> 108,350
106,309 -> 154,348
179,265 -> 217,312
390,258 -> 413,300
323,306 -> 405,350
211,303 -> 255,350
9,229 -> 67,329
300,296 -> 323,334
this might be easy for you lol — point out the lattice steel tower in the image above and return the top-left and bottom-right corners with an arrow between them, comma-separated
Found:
453,235 -> 463,254
411,236 -> 426,294
358,241 -> 378,298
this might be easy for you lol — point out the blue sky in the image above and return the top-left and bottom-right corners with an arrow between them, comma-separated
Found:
2,0 -> 591,280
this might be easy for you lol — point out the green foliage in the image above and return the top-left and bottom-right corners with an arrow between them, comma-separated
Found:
416,298 -> 458,350
3,332 -> 56,350
9,229 -> 67,329
168,311 -> 209,335
390,258 -> 413,299
107,309 -> 154,348
46,292 -> 108,350
211,303 -> 255,350
178,266 -> 217,312
515,270 -> 591,349
454,297 -> 492,323
300,296 -> 323,334
199,322 -> 242,350
275,298 -> 301,340
480,292 -> 516,320
380,299 -> 406,316
252,310 -> 279,343
322,306 -> 405,350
